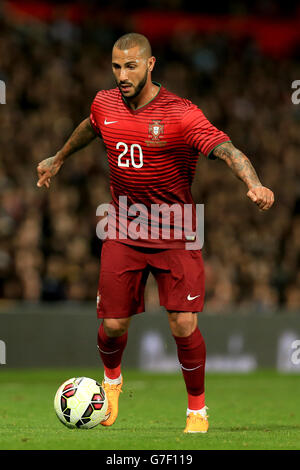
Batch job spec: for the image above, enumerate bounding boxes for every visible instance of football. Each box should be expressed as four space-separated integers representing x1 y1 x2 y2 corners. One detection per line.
54 377 108 429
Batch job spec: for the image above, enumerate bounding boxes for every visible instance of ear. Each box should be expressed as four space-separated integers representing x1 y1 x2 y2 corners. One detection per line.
148 56 156 72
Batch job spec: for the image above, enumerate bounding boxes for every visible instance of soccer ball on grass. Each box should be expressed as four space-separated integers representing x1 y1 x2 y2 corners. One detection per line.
54 377 108 429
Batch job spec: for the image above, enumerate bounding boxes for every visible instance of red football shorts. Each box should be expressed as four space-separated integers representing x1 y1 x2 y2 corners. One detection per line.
96 240 205 318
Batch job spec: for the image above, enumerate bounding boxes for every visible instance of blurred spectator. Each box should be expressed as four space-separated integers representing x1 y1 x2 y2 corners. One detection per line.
0 6 299 314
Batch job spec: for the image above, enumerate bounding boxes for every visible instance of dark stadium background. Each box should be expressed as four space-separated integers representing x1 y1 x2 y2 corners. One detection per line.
0 0 300 372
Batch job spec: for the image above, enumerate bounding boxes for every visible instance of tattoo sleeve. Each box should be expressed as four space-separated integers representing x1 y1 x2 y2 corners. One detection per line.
56 117 98 163
212 142 262 189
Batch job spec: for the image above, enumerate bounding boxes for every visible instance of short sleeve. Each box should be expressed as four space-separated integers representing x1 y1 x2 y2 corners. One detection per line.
181 103 230 159
90 95 102 137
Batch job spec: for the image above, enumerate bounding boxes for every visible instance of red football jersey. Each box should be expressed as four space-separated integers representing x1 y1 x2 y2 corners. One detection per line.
90 83 230 249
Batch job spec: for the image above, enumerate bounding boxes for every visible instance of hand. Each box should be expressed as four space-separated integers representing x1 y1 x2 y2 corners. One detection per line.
37 155 63 188
247 186 274 211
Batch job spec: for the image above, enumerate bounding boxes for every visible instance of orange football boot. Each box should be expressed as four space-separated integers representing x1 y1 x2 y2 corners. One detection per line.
101 377 123 427
184 408 209 433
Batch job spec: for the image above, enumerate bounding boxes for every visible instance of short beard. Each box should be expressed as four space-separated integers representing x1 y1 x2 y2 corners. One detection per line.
118 68 148 100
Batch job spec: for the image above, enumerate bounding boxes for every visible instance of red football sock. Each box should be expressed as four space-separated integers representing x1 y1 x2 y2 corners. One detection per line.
173 327 206 410
97 322 128 380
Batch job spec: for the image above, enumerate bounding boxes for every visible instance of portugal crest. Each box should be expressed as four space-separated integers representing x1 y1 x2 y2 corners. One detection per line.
145 120 167 147
149 120 164 140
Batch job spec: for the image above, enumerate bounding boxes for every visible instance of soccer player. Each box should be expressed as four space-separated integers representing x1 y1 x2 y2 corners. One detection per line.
37 33 274 433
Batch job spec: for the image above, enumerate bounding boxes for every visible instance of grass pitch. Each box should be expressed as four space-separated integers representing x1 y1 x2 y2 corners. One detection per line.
0 368 299 450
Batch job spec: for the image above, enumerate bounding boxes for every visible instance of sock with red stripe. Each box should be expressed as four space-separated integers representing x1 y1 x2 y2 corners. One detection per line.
173 326 206 410
97 321 128 380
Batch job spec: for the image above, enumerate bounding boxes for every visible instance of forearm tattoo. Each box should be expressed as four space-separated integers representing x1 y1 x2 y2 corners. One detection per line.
59 118 97 161
213 142 262 189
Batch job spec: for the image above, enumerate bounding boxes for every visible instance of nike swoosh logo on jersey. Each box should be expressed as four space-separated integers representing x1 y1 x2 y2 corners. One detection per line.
104 119 118 125
187 294 201 301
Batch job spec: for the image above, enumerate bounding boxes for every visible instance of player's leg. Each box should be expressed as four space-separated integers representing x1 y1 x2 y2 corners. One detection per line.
98 317 131 427
167 311 208 433
97 317 131 382
150 248 208 432
96 240 149 426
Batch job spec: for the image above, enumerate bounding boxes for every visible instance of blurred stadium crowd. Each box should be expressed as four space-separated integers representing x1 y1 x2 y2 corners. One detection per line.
0 4 300 314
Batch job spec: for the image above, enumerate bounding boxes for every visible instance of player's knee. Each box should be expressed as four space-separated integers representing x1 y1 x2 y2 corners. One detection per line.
103 318 130 337
168 312 197 337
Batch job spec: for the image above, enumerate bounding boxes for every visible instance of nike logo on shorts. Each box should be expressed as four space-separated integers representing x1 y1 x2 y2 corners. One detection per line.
187 294 201 301
104 119 118 125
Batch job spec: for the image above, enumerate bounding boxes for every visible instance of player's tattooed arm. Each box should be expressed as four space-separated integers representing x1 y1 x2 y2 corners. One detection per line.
213 142 261 188
212 142 274 211
55 117 97 163
37 118 97 188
